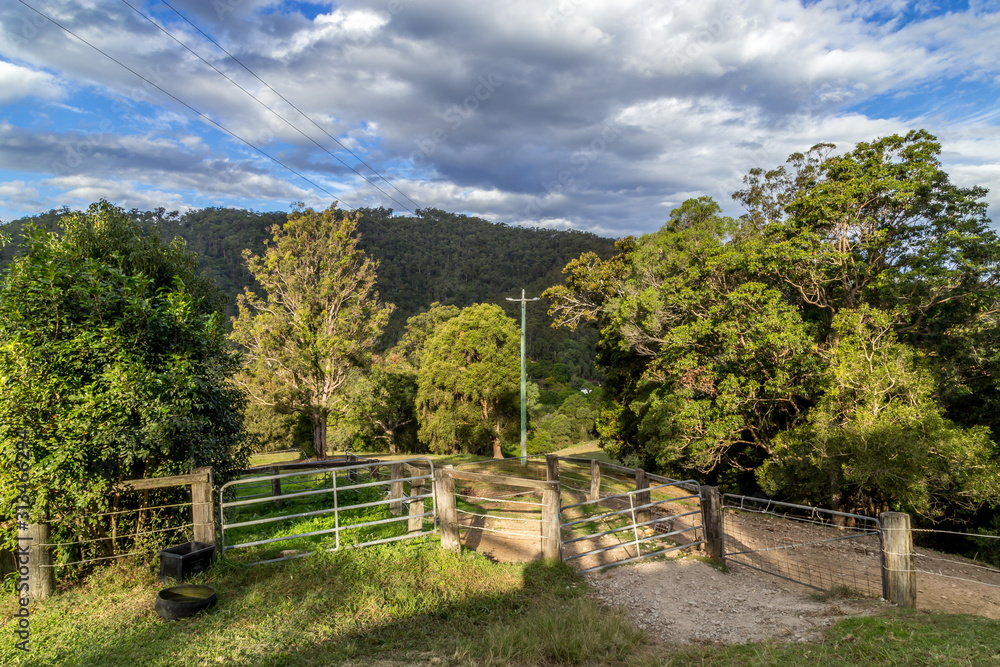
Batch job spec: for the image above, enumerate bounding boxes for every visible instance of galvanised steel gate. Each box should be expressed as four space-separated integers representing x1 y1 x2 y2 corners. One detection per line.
219 458 436 565
560 474 704 574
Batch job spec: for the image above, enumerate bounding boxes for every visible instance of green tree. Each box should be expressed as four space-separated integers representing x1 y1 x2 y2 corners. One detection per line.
0 200 251 548
346 357 420 454
759 307 1000 516
231 206 393 460
547 132 1000 515
416 303 519 457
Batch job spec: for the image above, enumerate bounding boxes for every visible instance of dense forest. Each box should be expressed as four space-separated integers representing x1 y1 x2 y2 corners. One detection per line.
0 205 617 381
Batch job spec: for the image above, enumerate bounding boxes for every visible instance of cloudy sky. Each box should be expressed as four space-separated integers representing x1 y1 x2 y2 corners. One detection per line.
0 0 998 237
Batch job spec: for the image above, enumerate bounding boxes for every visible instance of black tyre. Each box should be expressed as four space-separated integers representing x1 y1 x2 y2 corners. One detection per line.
154 584 218 620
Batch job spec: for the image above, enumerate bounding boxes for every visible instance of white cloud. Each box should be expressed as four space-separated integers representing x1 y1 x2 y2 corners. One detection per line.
0 61 62 104
0 0 997 231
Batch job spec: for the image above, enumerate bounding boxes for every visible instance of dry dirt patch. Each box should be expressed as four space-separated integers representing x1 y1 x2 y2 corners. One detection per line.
586 555 883 646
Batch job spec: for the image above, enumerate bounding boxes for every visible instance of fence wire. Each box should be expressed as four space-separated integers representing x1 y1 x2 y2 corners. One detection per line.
722 495 883 597
904 528 1000 593
42 489 198 571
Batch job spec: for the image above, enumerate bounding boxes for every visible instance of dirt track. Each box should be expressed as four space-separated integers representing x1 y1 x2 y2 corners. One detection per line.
458 493 1000 645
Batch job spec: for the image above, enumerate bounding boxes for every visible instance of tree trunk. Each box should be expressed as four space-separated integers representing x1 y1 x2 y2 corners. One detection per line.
830 470 845 527
311 410 328 460
492 415 503 459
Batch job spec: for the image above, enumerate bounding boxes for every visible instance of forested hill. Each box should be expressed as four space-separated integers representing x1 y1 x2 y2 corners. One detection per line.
1 205 618 379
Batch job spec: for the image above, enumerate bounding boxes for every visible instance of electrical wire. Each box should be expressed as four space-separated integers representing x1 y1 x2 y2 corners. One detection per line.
159 0 420 212
16 0 355 210
121 0 415 214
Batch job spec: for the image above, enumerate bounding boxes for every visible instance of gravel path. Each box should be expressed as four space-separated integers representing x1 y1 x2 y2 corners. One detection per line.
586 554 883 646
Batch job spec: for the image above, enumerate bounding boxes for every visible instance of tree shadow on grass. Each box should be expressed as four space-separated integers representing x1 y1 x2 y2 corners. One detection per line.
14 545 644 667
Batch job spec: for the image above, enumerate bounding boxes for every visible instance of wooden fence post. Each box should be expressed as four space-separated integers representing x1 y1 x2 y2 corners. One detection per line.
18 514 54 601
191 467 216 547
435 467 460 553
269 466 283 508
390 463 404 515
881 511 916 608
635 469 651 525
589 459 601 502
408 471 425 534
541 483 562 561
545 454 559 482
700 485 724 560
347 454 359 482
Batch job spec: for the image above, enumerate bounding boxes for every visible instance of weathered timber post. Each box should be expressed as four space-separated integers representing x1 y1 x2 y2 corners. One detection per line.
269 466 283 508
389 463 404 515
435 466 460 553
191 467 216 547
635 469 651 525
589 459 601 502
347 454 359 482
545 454 559 482
408 470 425 534
19 513 54 601
541 482 562 561
700 485 724 560
881 512 916 608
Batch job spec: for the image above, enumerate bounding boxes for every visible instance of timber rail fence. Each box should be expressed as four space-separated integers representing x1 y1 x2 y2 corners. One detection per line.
13 467 214 600
14 455 993 612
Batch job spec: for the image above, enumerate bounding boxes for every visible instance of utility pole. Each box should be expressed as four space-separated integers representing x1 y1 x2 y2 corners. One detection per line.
506 289 539 462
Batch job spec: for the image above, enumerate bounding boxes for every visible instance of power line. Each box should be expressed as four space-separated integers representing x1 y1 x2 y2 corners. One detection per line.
120 0 413 214
159 0 421 213
16 0 355 210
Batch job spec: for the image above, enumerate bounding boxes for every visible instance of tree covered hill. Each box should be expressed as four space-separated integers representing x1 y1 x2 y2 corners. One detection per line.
1 205 617 380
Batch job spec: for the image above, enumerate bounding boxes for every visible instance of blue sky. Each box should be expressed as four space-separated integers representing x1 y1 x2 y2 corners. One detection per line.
0 0 998 236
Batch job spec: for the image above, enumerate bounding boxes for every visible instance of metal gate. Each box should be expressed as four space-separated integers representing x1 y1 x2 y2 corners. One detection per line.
560 474 704 573
722 494 883 596
219 458 436 565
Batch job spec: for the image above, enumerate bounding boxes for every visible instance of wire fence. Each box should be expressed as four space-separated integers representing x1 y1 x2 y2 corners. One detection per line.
722 495 883 597
908 528 1000 592
39 487 198 572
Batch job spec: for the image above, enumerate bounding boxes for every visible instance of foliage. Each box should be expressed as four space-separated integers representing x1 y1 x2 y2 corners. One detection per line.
417 303 519 457
547 132 1000 515
243 403 313 455
0 200 251 549
230 206 392 460
2 206 615 380
343 358 421 454
759 307 1000 516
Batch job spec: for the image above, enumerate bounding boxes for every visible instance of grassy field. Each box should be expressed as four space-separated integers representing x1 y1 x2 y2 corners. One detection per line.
4 542 1000 666
7 446 999 665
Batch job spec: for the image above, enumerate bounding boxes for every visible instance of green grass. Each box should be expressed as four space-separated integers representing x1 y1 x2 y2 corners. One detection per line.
5 543 1000 666
553 441 615 464
1 545 645 666
652 611 1000 666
